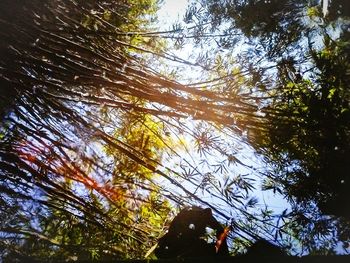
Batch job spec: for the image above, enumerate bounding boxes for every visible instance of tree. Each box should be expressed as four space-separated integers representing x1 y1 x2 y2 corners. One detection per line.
0 0 263 260
0 0 175 260
2 0 349 259
180 0 350 253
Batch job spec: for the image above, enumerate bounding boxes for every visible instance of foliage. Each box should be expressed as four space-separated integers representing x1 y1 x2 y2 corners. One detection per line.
0 0 262 260
179 0 350 254
0 0 174 260
1 0 350 260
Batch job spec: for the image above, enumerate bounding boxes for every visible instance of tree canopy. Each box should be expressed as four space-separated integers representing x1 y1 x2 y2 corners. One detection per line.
0 0 349 260
181 0 350 253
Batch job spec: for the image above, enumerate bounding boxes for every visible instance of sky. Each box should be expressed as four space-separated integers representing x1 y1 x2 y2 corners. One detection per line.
157 0 188 28
157 0 195 76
